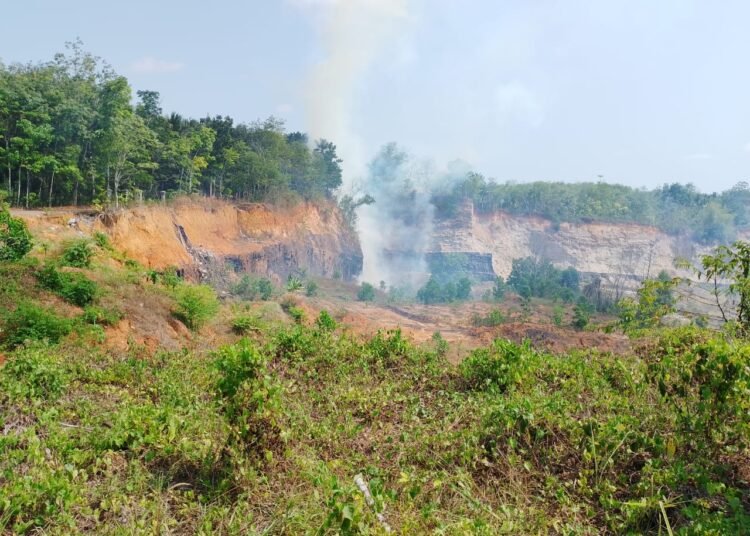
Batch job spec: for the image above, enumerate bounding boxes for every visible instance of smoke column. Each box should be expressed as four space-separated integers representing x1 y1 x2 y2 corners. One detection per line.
300 0 411 183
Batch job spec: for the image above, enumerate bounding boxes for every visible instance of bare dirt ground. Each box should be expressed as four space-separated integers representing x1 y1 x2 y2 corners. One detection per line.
299 279 632 362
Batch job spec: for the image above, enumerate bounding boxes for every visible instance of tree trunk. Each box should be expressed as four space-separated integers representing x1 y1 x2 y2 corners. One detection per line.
5 139 10 202
73 177 79 206
25 170 30 209
48 169 56 208
114 170 120 208
16 166 21 205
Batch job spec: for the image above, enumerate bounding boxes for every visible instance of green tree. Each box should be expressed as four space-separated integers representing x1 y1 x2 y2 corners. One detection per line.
357 282 375 302
173 284 220 330
0 203 32 260
699 241 750 332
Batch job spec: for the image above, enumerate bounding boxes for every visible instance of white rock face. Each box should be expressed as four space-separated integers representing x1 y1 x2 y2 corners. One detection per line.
430 201 719 281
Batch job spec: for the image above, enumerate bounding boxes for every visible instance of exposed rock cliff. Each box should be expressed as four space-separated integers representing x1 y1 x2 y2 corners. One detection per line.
430 200 717 283
17 198 362 282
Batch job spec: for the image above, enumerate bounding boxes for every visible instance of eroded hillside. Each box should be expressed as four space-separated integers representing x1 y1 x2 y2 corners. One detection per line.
15 198 362 283
431 200 722 282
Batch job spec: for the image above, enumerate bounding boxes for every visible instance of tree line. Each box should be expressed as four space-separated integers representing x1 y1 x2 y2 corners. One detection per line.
0 42 343 209
432 173 750 244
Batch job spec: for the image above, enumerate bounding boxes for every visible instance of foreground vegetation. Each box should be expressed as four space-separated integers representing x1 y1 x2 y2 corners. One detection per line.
1 207 749 534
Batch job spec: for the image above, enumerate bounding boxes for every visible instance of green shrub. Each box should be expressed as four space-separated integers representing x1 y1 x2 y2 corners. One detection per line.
432 331 449 357
231 275 274 300
287 306 305 324
61 239 94 268
460 339 535 392
315 310 337 331
552 304 564 326
36 264 98 306
173 284 220 330
58 272 98 306
0 346 68 399
573 297 592 330
92 231 112 250
286 275 303 292
508 257 580 300
81 305 122 326
305 280 318 297
417 276 472 304
492 276 507 300
213 340 282 458
1 303 72 348
0 204 33 261
471 309 505 327
357 282 375 302
231 314 258 335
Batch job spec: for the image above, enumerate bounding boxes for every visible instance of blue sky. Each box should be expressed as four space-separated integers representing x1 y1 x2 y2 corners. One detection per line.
4 0 750 192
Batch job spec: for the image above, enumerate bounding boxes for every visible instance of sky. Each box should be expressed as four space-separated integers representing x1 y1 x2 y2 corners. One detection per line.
3 0 750 192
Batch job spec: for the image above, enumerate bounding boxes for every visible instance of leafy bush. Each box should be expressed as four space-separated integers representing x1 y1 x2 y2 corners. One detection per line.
572 297 592 330
287 306 305 324
36 264 98 306
1 302 72 348
0 204 33 261
646 328 750 453
82 305 122 326
471 309 505 327
213 340 282 458
316 310 337 331
552 304 564 326
231 275 274 300
172 284 220 330
357 282 375 302
58 272 98 306
61 239 94 268
92 231 112 250
618 273 679 330
305 280 318 297
492 276 507 300
416 276 472 304
231 314 258 335
0 346 68 399
286 275 304 292
460 339 536 392
508 257 580 300
432 331 449 357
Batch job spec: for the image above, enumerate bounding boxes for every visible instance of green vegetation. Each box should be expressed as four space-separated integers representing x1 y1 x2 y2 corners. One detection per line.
572 296 592 330
286 275 304 292
81 305 121 326
0 42 342 209
507 256 581 302
433 174 750 244
305 280 319 297
36 264 98 307
1 302 72 348
416 276 472 304
357 281 376 302
618 271 679 331
3 201 750 533
0 204 32 261
230 274 274 300
699 241 750 332
172 284 220 330
60 239 94 268
470 309 505 327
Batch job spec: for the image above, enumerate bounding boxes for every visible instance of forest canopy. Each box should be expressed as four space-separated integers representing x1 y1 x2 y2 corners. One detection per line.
0 42 343 208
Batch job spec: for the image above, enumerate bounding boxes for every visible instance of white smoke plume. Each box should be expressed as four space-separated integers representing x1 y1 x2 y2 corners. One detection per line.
295 0 411 183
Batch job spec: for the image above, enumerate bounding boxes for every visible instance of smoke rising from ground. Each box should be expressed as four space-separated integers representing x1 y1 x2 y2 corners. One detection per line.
297 0 441 287
299 0 410 182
